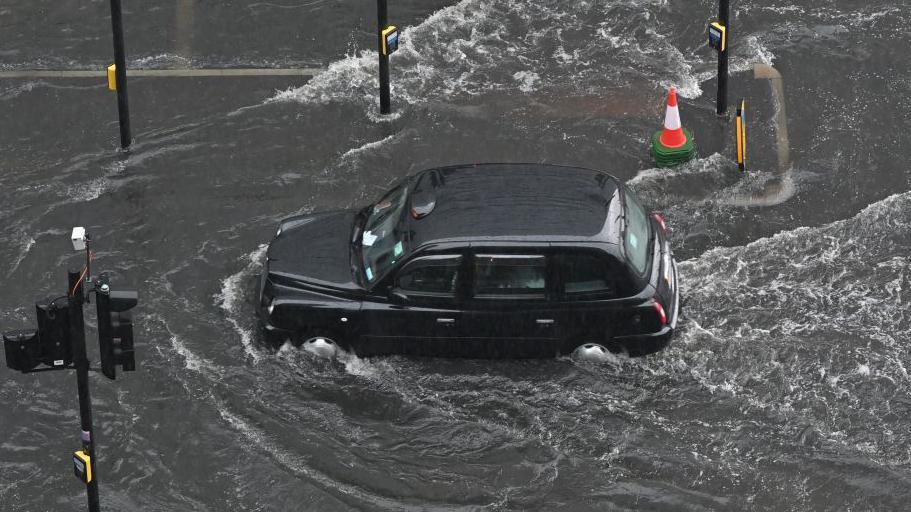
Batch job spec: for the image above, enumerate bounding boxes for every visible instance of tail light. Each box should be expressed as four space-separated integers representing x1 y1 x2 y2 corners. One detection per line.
652 213 667 234
653 301 667 326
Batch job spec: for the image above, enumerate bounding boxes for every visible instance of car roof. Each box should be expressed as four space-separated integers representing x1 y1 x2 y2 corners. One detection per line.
406 163 621 249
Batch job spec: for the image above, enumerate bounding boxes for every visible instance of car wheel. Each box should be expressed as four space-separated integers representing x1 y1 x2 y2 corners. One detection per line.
571 342 614 363
296 329 345 359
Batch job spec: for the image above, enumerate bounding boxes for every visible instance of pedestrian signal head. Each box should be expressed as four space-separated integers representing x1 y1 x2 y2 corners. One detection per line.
381 26 399 56
708 22 726 52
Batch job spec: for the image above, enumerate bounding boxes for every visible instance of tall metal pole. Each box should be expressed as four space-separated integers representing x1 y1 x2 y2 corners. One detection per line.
68 270 101 512
716 0 729 115
377 0 391 114
109 0 132 148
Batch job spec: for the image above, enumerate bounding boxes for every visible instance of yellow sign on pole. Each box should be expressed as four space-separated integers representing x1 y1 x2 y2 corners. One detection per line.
736 99 746 171
107 64 117 91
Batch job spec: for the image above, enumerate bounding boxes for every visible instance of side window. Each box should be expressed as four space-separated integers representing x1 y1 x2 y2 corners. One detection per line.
395 255 461 297
623 188 651 275
473 255 546 299
559 252 618 298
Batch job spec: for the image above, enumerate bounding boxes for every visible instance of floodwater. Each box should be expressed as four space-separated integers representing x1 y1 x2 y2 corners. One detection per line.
2 0 910 510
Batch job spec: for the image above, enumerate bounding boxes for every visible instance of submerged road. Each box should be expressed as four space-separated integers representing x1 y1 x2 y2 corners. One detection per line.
1 0 910 510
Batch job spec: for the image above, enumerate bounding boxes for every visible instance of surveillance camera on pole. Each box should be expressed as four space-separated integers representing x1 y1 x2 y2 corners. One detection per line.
2 227 139 512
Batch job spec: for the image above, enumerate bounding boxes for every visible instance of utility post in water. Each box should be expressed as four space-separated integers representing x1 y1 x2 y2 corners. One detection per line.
108 0 132 148
376 0 399 115
709 0 730 115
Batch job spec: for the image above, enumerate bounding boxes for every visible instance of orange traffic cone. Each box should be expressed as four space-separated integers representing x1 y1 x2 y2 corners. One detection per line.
659 88 687 148
651 87 696 167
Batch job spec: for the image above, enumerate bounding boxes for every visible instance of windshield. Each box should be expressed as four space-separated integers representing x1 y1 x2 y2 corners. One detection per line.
623 188 651 275
361 184 409 283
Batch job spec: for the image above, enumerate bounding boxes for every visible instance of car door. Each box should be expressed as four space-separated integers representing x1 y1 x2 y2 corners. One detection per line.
459 252 562 357
358 253 465 356
549 249 625 346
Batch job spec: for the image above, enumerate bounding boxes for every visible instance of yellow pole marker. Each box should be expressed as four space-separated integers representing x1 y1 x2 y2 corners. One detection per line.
736 99 746 171
107 64 117 91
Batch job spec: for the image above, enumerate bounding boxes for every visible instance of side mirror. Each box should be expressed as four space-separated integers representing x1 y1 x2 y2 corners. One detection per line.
388 288 408 304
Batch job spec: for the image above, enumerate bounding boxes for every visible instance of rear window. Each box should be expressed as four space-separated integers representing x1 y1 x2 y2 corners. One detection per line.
559 253 618 297
473 255 546 299
623 189 651 274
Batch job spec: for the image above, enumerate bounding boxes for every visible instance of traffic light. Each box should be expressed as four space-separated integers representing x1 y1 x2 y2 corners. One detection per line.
3 330 40 372
3 297 72 373
36 297 73 368
95 282 138 380
1 229 142 512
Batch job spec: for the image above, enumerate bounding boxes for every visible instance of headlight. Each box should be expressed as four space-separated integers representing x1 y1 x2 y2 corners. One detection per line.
275 225 283 238
267 298 276 315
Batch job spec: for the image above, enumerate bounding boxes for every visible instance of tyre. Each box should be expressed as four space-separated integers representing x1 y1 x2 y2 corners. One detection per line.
295 328 347 359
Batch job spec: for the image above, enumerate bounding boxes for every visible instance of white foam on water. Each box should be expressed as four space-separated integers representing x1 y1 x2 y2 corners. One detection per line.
720 169 797 207
341 352 379 378
513 71 540 93
693 33 776 85
0 81 40 100
247 0 332 12
339 134 396 161
269 0 705 112
660 190 911 463
169 334 210 373
129 53 191 69
7 236 35 277
65 143 201 203
149 313 223 379
216 244 268 362
216 403 462 510
628 152 731 188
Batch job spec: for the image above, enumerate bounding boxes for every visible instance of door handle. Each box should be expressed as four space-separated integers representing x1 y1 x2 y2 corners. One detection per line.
536 319 554 326
436 318 456 325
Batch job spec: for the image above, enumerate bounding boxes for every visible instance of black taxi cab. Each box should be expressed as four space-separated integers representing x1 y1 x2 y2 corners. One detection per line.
258 163 679 360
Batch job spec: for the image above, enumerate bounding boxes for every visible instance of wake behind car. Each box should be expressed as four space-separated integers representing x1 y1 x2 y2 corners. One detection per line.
258 163 679 360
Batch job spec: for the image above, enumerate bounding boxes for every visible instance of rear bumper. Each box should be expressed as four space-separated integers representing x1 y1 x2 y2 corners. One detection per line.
613 258 680 356
612 326 674 356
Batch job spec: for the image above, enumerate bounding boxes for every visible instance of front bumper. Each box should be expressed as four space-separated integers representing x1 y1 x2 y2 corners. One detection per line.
256 272 293 340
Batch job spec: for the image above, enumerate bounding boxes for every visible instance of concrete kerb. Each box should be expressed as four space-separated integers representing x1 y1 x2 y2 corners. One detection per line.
0 68 324 79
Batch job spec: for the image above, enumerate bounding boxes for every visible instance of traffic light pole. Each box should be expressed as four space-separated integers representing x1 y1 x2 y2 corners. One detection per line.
377 0 391 114
68 270 100 512
716 0 729 115
109 0 132 148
